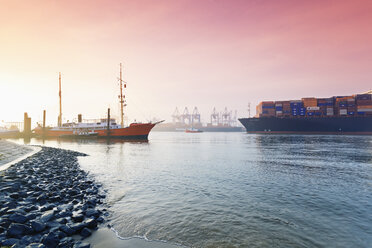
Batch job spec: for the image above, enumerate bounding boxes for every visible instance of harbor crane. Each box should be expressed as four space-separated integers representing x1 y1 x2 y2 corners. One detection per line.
192 107 201 124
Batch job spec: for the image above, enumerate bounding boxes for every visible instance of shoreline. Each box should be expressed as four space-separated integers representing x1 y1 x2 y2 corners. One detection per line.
85 227 180 248
0 140 40 171
0 140 181 248
0 144 107 247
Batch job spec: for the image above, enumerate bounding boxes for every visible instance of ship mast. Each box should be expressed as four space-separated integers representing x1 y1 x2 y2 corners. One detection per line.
119 63 124 127
58 72 62 127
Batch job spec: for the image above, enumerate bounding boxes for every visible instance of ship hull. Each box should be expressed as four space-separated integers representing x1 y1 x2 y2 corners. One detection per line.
34 123 156 140
238 116 372 134
95 123 155 139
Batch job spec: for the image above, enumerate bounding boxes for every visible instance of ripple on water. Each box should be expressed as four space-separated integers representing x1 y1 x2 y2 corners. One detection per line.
12 133 372 247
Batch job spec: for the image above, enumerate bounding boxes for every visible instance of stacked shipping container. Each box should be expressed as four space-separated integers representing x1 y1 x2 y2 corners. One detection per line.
356 94 372 115
257 93 372 118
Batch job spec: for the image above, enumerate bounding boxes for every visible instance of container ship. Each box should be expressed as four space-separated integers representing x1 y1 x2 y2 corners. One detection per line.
34 64 161 140
239 91 372 135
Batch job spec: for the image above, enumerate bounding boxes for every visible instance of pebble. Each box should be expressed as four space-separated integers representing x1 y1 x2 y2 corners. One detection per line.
0 147 107 247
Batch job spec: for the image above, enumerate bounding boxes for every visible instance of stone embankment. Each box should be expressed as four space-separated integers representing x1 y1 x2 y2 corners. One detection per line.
0 147 106 248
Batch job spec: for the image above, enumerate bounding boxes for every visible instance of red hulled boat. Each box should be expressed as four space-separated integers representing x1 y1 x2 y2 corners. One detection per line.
34 64 162 140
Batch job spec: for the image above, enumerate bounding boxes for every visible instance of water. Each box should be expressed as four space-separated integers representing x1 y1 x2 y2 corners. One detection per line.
13 133 372 247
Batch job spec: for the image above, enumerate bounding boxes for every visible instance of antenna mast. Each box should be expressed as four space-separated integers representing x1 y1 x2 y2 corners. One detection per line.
119 63 124 127
58 72 62 127
248 102 251 118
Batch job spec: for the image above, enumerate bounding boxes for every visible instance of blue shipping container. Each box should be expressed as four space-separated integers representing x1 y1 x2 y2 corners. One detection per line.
357 112 365 115
275 107 283 111
290 103 303 107
262 106 274 109
348 112 355 115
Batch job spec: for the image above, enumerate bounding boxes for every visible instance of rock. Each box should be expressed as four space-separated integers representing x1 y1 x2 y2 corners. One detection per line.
6 223 28 238
27 243 46 248
58 210 72 218
79 227 92 238
71 213 84 223
58 237 74 248
26 212 38 221
1 238 19 246
40 204 55 212
83 218 97 229
59 225 74 236
73 242 90 248
0 147 104 248
9 213 28 223
0 217 11 228
21 234 41 245
40 210 54 222
9 193 20 199
31 221 46 233
46 221 60 229
56 218 67 224
85 209 100 218
42 232 59 248
68 223 86 234
36 194 47 204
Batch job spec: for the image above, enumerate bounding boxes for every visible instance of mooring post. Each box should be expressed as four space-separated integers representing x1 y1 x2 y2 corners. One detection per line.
42 110 46 137
23 112 31 137
107 108 110 137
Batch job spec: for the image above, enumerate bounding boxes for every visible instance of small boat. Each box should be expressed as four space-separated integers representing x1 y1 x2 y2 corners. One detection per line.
185 128 203 133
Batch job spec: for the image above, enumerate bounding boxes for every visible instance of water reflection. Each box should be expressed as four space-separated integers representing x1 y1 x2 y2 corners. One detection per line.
6 133 372 248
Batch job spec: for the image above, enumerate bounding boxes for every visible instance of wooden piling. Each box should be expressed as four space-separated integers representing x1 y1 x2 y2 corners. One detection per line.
107 108 110 137
23 112 31 137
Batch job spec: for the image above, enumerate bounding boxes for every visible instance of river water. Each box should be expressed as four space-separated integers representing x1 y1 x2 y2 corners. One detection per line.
13 133 372 247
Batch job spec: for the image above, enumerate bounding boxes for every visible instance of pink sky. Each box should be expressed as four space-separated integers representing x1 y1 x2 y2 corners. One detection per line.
0 0 371 125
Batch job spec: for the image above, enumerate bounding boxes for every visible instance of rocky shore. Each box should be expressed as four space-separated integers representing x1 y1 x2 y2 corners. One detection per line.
0 146 106 248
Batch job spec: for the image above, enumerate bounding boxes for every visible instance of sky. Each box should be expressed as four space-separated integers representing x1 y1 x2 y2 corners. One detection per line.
0 0 371 126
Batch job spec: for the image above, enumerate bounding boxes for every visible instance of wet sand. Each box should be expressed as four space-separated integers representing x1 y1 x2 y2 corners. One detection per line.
85 227 180 248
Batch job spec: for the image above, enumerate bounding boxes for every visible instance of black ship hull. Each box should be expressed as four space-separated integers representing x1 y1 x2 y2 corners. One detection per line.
238 116 372 135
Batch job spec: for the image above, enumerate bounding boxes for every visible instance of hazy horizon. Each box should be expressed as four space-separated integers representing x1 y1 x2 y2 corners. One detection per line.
1 0 371 126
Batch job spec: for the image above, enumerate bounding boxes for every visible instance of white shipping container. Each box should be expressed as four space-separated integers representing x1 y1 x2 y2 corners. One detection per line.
339 109 347 115
275 103 283 107
276 111 283 114
326 112 334 116
357 108 372 112
347 98 355 102
307 107 320 111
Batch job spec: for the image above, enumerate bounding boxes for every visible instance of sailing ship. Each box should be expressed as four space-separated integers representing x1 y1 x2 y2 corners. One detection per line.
34 64 162 140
